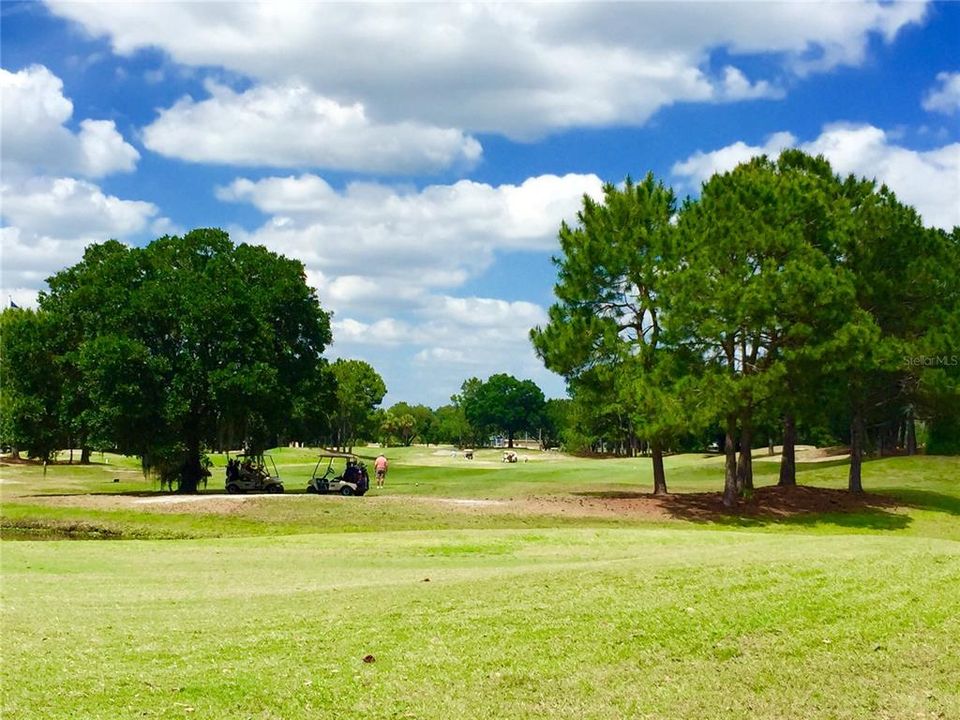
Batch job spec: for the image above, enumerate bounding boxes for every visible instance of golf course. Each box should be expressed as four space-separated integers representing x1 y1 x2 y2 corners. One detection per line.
2 448 958 719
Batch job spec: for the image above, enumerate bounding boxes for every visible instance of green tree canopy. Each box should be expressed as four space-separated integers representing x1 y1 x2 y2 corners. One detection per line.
331 359 387 451
462 374 545 448
39 229 332 490
0 308 64 463
532 174 687 493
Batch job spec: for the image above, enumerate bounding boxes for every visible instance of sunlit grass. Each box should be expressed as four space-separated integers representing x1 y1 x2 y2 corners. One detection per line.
2 447 958 718
3 527 958 719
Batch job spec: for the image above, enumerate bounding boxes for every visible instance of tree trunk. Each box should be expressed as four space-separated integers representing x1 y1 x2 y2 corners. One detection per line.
507 431 514 449
778 413 797 487
737 419 753 494
80 446 91 465
723 415 738 508
651 439 667 495
906 409 917 455
179 434 203 493
848 410 864 493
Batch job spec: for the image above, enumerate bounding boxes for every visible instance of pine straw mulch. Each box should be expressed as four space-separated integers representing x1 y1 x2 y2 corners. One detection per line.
523 485 903 522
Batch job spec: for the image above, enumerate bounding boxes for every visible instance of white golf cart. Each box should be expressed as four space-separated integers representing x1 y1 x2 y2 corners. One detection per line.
225 453 284 494
306 452 370 496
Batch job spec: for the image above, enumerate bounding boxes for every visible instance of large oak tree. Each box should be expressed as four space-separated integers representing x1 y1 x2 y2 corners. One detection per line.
40 229 332 491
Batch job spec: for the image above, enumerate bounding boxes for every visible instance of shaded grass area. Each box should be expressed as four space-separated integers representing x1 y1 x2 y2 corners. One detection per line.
3 528 958 719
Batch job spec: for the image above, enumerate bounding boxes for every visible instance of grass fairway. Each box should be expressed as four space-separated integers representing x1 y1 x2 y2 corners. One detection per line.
2 449 959 719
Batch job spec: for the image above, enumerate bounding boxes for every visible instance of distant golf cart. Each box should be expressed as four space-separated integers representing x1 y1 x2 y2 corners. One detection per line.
306 452 370 496
225 453 284 494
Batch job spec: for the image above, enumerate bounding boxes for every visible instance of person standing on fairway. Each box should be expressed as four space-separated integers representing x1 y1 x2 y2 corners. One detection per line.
374 453 388 488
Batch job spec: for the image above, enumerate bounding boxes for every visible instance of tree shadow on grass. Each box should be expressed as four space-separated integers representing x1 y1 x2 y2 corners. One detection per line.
880 489 960 516
572 485 913 531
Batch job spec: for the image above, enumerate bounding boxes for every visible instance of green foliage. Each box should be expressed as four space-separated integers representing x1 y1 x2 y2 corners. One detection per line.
0 308 63 461
381 402 434 446
431 403 475 447
533 174 691 488
330 358 386 450
462 373 546 446
533 152 960 500
38 229 333 489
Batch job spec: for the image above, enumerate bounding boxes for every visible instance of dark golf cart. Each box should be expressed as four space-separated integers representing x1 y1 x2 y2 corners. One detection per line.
306 452 369 496
225 453 284 494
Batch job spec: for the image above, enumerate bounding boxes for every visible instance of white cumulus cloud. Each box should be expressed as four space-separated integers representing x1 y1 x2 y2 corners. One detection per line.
1 65 139 178
671 131 799 188
142 80 482 173
217 172 598 403
328 296 556 405
923 71 960 115
219 172 603 314
45 1 925 139
672 124 960 229
0 178 160 302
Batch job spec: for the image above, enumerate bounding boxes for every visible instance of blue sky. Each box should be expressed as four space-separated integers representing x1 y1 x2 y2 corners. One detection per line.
2 1 958 407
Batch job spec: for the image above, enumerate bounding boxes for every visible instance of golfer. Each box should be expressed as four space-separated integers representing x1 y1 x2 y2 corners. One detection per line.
374 453 388 488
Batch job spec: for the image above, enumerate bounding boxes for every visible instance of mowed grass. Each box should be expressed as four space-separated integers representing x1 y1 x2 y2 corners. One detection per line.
2 446 959 540
2 448 959 718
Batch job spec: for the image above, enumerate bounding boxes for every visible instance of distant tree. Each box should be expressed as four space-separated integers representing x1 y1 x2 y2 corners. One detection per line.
431 403 473 447
381 411 416 446
381 402 434 445
286 361 338 447
462 374 545 448
540 398 572 449
40 230 333 491
331 359 386 452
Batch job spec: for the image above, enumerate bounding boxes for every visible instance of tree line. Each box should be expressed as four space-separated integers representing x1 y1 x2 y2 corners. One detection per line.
3 152 957 500
0 227 554 489
531 151 960 504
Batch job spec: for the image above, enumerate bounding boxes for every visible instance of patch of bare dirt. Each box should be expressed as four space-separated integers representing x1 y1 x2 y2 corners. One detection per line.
754 445 850 463
21 492 296 515
16 485 903 524
533 485 902 521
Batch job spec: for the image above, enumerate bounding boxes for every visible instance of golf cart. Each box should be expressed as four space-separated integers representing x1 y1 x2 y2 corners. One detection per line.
225 453 284 494
306 452 369 496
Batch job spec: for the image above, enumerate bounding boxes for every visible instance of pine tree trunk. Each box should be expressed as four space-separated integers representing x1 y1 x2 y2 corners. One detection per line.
906 409 917 455
723 415 738 508
848 410 864 493
651 439 667 495
737 420 753 494
778 413 797 487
